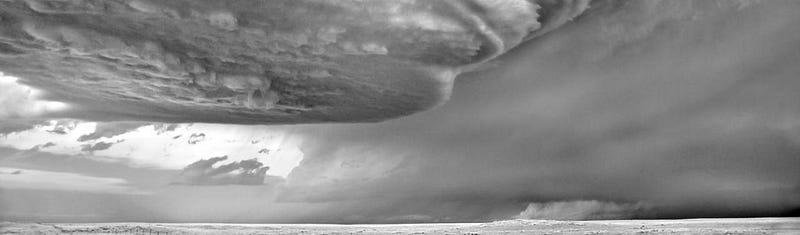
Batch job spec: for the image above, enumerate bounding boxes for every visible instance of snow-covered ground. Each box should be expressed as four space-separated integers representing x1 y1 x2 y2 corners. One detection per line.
2 218 798 234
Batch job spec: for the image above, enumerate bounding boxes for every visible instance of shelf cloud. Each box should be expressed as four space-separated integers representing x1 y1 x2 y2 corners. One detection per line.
0 0 590 124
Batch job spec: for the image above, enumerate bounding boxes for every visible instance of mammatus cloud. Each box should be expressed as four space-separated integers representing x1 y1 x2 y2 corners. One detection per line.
173 156 271 185
0 0 589 124
516 201 649 220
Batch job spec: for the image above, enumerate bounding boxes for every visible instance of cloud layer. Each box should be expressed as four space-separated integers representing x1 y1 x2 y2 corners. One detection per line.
172 156 271 185
1 0 800 223
273 0 800 221
0 0 590 124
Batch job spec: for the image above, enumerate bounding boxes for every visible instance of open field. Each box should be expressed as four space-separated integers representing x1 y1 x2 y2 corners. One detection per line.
2 218 799 235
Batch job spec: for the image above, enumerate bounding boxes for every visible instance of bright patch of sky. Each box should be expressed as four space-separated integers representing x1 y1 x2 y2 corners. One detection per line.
0 72 68 118
0 121 303 178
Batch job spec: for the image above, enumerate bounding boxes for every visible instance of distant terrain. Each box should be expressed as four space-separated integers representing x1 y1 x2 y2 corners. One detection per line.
2 218 799 235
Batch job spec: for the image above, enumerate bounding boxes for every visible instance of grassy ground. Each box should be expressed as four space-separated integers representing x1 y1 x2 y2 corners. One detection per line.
2 217 799 234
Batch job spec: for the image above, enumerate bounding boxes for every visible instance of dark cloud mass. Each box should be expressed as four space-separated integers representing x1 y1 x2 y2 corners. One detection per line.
275 0 800 221
0 0 588 124
173 156 271 186
1 0 800 224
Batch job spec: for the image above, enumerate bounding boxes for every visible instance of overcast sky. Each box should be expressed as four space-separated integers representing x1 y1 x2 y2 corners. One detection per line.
2 0 800 223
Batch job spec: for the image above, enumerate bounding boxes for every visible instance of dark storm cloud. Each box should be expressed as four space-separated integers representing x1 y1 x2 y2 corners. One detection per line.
173 156 271 186
2 0 800 223
275 0 800 221
77 122 147 142
0 0 583 124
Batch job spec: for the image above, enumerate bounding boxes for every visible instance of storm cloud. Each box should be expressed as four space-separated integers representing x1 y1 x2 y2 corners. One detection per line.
0 0 590 124
274 0 800 221
1 0 799 223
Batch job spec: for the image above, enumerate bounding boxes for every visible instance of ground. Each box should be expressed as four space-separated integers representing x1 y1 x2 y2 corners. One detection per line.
2 218 799 234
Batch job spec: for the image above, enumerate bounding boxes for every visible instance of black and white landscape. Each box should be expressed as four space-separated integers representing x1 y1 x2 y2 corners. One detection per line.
3 218 800 234
1 0 799 234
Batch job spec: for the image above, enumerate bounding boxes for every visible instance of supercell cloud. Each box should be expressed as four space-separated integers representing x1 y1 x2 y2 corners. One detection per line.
1 0 800 224
0 0 588 124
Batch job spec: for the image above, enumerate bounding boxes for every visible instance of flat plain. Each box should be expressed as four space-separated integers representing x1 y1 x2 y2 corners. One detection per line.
2 218 799 235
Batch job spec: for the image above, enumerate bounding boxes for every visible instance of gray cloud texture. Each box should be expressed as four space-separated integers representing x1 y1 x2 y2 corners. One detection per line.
173 156 271 186
1 0 800 223
274 0 800 221
0 0 590 124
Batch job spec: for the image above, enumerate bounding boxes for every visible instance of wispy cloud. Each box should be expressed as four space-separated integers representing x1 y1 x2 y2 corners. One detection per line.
0 167 148 194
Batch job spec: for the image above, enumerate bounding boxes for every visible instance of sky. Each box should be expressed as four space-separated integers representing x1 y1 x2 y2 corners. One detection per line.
2 0 800 223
